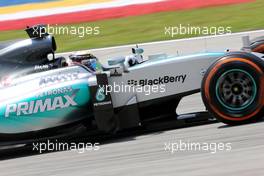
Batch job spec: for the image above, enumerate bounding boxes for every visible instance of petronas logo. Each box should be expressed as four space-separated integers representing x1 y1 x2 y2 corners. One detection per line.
96 87 106 102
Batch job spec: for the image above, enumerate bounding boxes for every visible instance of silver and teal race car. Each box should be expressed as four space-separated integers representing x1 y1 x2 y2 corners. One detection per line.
0 25 264 143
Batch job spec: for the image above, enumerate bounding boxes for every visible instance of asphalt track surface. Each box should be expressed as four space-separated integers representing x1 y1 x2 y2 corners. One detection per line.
1 31 264 175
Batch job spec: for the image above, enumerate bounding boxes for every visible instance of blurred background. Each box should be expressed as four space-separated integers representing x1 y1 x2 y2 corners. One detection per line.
0 0 262 52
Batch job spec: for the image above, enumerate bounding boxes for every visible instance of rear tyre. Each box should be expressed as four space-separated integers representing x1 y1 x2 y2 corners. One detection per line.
201 52 264 125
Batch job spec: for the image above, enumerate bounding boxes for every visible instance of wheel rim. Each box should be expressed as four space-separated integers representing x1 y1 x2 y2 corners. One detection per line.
215 69 257 111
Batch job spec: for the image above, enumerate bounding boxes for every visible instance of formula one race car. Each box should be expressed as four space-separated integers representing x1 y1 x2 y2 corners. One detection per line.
0 25 264 142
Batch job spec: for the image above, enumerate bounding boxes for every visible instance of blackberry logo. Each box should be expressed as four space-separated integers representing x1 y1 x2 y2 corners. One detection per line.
128 74 187 86
127 80 138 86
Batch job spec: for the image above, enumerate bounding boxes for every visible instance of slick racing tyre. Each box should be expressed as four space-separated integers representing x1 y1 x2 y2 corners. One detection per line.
201 52 264 125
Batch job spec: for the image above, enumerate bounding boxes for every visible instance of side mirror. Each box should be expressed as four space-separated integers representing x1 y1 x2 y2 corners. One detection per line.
132 47 144 55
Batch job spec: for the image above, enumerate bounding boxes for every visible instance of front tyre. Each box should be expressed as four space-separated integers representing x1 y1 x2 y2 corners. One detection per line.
201 52 264 125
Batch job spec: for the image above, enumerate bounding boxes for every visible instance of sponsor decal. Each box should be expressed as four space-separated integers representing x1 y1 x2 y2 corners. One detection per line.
93 87 112 107
5 90 79 118
127 74 187 86
93 101 112 107
36 86 73 98
39 72 79 86
92 73 113 108
35 65 49 71
95 87 106 102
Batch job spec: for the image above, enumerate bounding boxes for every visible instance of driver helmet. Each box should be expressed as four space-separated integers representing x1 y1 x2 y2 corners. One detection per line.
69 51 100 71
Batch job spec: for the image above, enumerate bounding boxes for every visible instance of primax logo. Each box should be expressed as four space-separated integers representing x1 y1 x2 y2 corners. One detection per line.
5 92 78 118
